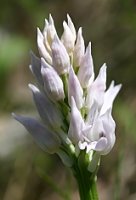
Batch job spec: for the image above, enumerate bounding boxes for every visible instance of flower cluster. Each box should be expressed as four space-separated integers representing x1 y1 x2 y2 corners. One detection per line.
13 14 121 168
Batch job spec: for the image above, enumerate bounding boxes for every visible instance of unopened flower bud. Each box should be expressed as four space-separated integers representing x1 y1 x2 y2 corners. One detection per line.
29 84 63 129
78 42 94 88
41 58 65 101
68 66 83 109
12 114 61 154
52 35 70 74
29 51 43 86
61 21 75 54
46 14 57 45
73 27 85 67
68 97 84 144
67 14 76 41
37 28 52 64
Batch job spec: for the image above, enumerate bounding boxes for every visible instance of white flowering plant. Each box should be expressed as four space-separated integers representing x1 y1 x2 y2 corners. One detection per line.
13 14 121 200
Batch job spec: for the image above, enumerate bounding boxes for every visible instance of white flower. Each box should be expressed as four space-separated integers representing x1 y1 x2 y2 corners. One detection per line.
28 84 63 130
73 27 85 67
41 58 65 101
37 28 52 64
52 35 70 74
12 114 61 154
78 42 94 88
68 97 84 144
61 15 76 54
14 14 121 159
100 81 122 115
86 63 107 109
68 66 83 109
83 109 116 155
67 14 76 41
44 14 57 45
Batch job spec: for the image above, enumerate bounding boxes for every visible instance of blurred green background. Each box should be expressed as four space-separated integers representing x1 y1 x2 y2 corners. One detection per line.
0 0 136 199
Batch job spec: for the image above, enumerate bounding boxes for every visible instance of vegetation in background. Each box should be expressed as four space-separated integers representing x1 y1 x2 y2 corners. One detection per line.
0 0 136 199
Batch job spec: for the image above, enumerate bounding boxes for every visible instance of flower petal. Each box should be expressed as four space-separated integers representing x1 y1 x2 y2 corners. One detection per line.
61 21 75 54
86 101 99 125
46 14 57 45
29 84 63 129
100 81 122 115
86 63 107 109
101 109 116 155
78 42 94 88
37 28 52 64
91 137 108 152
41 58 65 101
12 114 61 154
68 97 84 144
85 106 116 155
67 14 76 41
73 27 85 67
29 51 43 86
68 66 83 109
52 35 70 74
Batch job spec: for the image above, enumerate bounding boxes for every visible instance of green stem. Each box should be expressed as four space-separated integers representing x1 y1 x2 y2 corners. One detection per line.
76 169 98 200
72 152 99 200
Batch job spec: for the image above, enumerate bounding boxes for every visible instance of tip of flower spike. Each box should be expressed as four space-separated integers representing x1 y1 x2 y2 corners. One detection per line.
41 57 51 69
63 21 68 30
37 28 43 43
28 84 39 93
114 83 122 95
87 42 92 51
67 14 71 21
12 113 22 124
44 19 49 26
63 21 72 33
12 113 25 125
78 27 82 35
102 63 107 68
109 81 122 91
67 14 74 28
84 42 92 57
37 27 42 36
49 14 54 24
97 63 107 82
101 63 107 72
66 14 76 38
12 112 22 121
118 83 122 90
110 80 115 87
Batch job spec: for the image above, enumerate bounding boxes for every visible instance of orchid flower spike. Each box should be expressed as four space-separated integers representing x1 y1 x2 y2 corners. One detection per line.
13 14 121 173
